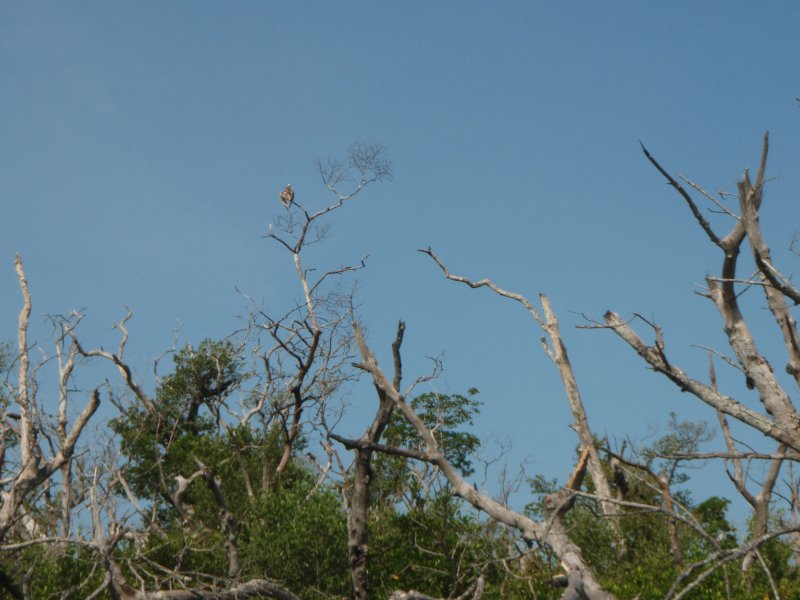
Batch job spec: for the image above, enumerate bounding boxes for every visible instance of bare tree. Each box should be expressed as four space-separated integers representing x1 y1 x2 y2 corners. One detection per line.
0 256 99 543
604 135 800 447
259 142 391 476
350 320 616 600
597 133 800 592
419 249 626 552
40 143 393 599
330 321 404 600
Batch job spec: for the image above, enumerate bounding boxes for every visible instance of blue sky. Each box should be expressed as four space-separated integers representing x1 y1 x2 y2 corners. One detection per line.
3 2 800 523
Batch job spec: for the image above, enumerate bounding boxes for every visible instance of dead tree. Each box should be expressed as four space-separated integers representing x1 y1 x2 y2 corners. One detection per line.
602 133 797 583
331 321 405 600
420 248 626 553
351 322 616 600
0 256 99 543
260 142 391 477
604 135 800 447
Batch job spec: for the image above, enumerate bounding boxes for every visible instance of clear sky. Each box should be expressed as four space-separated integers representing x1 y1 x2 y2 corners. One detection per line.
2 2 800 524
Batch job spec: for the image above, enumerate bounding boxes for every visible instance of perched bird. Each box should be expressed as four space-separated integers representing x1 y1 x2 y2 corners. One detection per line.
280 184 294 208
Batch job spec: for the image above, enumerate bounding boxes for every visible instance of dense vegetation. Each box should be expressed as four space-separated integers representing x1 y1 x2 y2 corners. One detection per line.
2 339 799 598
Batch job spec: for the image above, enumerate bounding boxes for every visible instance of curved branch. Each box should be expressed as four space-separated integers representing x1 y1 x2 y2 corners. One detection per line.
421 248 623 547
353 324 616 600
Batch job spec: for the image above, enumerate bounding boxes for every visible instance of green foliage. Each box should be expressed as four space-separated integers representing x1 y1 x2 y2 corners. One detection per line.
102 338 352 597
369 493 496 599
1 544 108 599
641 412 714 487
525 474 558 519
110 339 243 501
694 496 736 547
388 389 482 474
242 480 350 596
374 389 482 505
518 419 800 599
359 388 556 599
159 339 242 428
12 352 800 600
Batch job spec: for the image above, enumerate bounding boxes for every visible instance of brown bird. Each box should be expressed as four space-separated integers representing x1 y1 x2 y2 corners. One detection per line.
279 184 294 208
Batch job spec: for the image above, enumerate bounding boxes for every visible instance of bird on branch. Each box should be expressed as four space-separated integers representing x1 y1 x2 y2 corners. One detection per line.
280 184 294 208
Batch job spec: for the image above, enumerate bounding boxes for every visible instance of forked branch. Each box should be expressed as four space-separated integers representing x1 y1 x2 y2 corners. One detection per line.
420 247 623 547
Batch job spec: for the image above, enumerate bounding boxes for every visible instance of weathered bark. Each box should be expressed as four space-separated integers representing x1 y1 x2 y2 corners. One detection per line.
717 406 785 572
624 135 800 447
609 135 799 580
0 257 100 541
196 459 241 580
266 146 388 476
738 147 800 385
72 310 157 413
539 296 623 550
603 311 800 449
340 321 404 600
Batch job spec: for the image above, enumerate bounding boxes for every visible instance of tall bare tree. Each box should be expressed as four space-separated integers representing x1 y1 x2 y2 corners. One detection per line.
0 256 99 543
600 133 800 593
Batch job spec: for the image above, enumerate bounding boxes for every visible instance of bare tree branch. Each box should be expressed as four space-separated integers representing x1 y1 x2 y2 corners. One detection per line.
0 257 101 541
420 248 624 551
640 143 721 246
353 324 616 600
